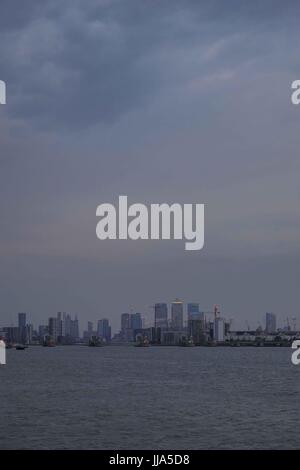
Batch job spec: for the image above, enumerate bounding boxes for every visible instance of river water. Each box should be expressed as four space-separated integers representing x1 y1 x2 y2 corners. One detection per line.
0 345 299 449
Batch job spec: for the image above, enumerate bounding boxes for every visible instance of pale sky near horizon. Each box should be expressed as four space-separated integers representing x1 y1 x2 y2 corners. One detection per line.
0 0 300 333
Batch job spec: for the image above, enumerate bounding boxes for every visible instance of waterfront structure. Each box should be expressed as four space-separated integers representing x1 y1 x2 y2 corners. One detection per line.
265 312 277 334
171 299 183 330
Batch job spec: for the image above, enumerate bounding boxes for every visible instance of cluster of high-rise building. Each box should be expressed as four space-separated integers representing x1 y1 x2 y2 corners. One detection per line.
112 304 297 346
0 313 34 345
108 301 227 345
0 306 298 347
118 312 143 342
0 312 80 345
45 312 80 344
112 301 227 345
82 318 112 343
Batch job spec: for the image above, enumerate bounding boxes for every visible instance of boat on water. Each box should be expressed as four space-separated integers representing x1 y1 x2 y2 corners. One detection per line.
88 336 103 347
179 337 195 347
42 336 56 347
15 344 26 350
134 337 150 347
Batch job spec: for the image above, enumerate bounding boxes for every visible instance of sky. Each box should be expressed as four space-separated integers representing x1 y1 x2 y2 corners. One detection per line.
0 0 300 333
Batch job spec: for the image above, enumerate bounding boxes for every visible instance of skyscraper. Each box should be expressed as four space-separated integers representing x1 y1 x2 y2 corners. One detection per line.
154 303 168 329
265 312 277 334
121 313 130 331
71 315 80 340
189 317 206 344
65 314 72 337
48 317 59 342
187 303 199 321
18 313 27 344
18 313 26 329
97 318 111 342
120 313 131 341
88 321 93 334
171 299 183 330
57 312 63 338
130 313 142 330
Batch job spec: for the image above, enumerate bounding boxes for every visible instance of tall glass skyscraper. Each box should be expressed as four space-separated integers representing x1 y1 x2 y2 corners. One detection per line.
97 318 111 342
171 299 183 330
18 312 26 329
187 303 199 320
121 313 130 331
154 303 168 329
130 313 142 330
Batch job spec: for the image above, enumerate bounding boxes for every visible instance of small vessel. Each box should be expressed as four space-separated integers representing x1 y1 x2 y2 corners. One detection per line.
179 337 195 347
42 336 56 347
134 336 150 347
88 336 103 347
15 344 26 350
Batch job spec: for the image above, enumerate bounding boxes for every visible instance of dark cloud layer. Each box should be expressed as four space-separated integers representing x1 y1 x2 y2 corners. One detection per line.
1 0 300 129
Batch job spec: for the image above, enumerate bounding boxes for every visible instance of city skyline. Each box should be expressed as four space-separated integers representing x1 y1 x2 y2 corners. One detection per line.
1 305 299 349
1 303 298 338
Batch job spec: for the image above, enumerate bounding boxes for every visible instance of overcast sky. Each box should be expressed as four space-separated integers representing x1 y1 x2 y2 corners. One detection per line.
0 0 300 332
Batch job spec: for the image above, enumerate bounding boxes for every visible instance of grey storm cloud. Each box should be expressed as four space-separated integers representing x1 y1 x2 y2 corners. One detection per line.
1 0 300 129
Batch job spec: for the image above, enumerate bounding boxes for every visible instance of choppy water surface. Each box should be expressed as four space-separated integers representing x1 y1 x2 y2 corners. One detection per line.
0 346 299 449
